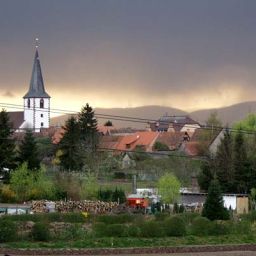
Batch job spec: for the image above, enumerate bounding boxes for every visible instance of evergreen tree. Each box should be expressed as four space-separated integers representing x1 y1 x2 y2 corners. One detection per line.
0 109 16 182
19 130 40 170
215 128 234 192
202 178 229 220
78 103 99 152
233 131 250 193
197 159 214 191
58 116 83 171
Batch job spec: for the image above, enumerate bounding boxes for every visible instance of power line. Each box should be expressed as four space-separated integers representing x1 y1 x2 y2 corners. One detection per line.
1 102 256 135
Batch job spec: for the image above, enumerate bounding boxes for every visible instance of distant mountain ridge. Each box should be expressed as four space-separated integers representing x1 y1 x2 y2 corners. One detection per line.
51 101 256 128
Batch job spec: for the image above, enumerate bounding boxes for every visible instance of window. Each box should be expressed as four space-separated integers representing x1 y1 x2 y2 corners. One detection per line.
27 99 30 108
41 122 44 127
40 99 44 108
41 114 43 118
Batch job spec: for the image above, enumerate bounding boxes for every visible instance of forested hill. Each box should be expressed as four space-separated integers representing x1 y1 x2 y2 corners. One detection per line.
51 101 256 128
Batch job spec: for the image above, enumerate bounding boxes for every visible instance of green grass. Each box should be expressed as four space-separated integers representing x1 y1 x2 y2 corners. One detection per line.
4 234 256 249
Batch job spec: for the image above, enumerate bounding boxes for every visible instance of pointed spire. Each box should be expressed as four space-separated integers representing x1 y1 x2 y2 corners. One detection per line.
23 39 50 98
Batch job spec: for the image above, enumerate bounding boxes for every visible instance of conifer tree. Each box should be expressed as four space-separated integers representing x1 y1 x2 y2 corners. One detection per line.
202 178 229 220
0 109 16 181
58 116 83 171
215 128 234 192
233 131 250 193
78 103 99 152
19 130 40 170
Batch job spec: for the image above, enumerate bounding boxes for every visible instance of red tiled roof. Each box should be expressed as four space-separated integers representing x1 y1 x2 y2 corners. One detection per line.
116 131 159 152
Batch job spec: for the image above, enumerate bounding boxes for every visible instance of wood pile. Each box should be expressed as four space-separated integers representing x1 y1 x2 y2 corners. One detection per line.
31 200 119 214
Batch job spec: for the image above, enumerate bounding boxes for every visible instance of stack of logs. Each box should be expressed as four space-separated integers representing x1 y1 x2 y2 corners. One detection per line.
31 200 119 214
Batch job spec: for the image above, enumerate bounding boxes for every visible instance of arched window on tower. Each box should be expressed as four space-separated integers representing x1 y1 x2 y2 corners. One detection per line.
40 99 44 109
27 99 30 108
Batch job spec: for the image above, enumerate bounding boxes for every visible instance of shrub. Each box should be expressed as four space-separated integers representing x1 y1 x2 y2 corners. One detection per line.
0 219 17 242
209 221 232 236
177 212 200 225
190 216 212 236
93 222 108 237
153 141 170 151
126 224 141 237
96 214 135 224
154 212 169 221
105 224 127 237
233 220 252 235
164 216 186 236
31 222 50 241
58 224 86 240
139 221 165 237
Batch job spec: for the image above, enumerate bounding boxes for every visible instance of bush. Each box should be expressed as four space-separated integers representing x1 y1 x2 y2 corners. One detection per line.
105 224 127 237
93 222 107 237
153 142 170 151
233 220 252 235
164 216 186 236
139 221 165 237
58 224 86 240
96 214 135 224
0 219 17 242
190 216 212 236
126 224 141 237
31 222 50 241
209 221 232 236
154 212 169 221
177 212 200 226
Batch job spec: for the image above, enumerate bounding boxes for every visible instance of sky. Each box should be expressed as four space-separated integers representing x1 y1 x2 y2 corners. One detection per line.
1 0 256 112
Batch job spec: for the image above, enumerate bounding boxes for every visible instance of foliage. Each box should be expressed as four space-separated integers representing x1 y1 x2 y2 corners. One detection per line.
233 113 256 131
0 109 16 182
10 163 55 202
135 157 200 186
35 137 56 163
198 161 213 192
18 130 40 170
157 173 180 204
233 130 251 193
139 220 165 237
96 214 136 225
164 216 186 236
80 172 99 200
153 141 169 151
0 218 17 242
202 178 229 221
190 216 212 236
0 184 16 202
58 116 84 171
78 103 99 153
98 187 126 203
31 222 50 241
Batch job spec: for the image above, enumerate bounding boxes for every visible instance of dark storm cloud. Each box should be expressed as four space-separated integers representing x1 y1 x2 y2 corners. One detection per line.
1 0 256 109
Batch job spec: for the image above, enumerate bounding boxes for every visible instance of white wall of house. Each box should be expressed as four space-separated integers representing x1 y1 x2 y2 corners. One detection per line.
24 98 50 132
180 124 201 133
223 195 236 210
209 129 225 155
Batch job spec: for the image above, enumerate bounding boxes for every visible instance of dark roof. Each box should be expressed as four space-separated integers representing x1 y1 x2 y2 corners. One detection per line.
149 116 200 132
23 49 50 98
7 111 24 129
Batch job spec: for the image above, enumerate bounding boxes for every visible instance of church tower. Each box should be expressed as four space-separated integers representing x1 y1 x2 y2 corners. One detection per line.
23 39 50 132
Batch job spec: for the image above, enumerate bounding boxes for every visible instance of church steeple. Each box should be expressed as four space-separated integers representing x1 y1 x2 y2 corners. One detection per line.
22 39 51 132
23 39 50 99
